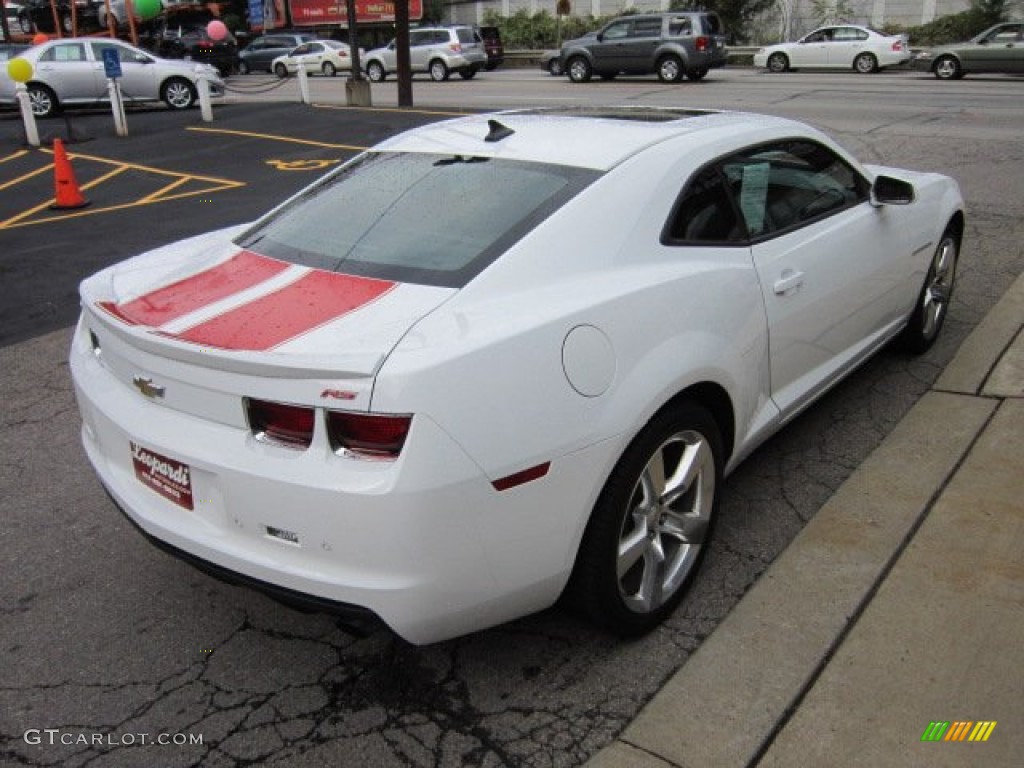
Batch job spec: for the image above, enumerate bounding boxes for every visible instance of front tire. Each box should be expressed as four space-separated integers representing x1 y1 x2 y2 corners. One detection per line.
458 67 477 80
900 229 958 353
687 67 709 81
567 56 592 83
567 401 722 636
366 61 386 82
934 55 963 80
274 63 289 78
767 52 789 73
161 78 197 110
853 52 878 74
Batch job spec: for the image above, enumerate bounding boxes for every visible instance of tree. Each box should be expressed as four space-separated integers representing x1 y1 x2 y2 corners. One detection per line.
670 0 777 44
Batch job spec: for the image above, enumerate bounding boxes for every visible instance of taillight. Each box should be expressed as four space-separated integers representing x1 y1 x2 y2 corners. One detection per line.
695 36 709 52
247 399 314 449
892 41 904 51
327 411 411 460
450 43 462 53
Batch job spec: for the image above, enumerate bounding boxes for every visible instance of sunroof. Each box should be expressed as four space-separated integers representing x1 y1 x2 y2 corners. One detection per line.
509 106 717 123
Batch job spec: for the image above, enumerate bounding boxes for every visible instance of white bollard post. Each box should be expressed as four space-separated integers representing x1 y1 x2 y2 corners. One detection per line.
15 84 40 148
297 64 310 105
197 75 213 122
107 79 128 137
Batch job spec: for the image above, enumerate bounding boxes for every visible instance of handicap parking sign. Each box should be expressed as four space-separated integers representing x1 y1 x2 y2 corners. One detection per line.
102 48 122 79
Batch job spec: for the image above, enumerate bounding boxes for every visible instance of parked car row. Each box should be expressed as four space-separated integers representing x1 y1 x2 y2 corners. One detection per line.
540 18 1022 81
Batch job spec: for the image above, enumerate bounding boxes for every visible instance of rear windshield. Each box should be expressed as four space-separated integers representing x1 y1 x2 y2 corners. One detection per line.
236 152 598 288
456 28 477 45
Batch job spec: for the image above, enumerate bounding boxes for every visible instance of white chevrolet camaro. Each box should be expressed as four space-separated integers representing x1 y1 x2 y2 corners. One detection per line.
71 108 964 644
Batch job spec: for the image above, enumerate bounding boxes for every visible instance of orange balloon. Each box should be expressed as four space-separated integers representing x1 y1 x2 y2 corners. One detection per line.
33 33 49 45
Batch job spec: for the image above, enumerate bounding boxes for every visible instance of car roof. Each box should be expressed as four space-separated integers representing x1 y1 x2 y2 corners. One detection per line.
375 107 812 172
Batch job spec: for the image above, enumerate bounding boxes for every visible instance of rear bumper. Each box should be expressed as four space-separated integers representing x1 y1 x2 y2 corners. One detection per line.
70 316 600 644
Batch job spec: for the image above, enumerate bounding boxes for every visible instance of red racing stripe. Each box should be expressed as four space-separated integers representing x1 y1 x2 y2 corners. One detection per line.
101 251 289 328
173 271 395 351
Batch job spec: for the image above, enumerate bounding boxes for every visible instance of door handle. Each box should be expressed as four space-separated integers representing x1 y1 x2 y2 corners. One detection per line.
774 270 805 295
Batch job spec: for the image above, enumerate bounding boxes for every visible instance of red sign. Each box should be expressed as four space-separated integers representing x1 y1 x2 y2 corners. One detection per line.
288 0 423 26
131 442 195 511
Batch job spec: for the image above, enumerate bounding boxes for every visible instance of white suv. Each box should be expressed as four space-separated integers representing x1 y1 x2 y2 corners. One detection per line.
364 26 487 82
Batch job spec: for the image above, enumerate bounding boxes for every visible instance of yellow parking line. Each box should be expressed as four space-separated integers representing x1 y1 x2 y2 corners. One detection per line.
1 150 30 165
0 149 245 230
0 166 128 228
0 163 51 192
137 175 192 204
186 126 368 151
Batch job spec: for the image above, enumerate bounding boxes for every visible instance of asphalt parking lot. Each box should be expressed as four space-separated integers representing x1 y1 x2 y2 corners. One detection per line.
0 102 468 346
1 77 1022 767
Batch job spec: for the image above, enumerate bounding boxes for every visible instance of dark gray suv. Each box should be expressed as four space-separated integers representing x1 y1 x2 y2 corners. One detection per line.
561 12 727 83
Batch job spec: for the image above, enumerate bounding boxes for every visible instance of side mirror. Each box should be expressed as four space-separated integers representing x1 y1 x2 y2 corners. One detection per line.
871 175 915 206
596 33 604 42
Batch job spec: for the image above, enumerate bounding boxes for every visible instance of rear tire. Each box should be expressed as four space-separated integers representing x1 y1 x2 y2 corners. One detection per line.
567 401 722 636
27 84 58 119
548 58 564 77
238 60 250 75
322 61 336 77
853 52 878 74
656 54 684 83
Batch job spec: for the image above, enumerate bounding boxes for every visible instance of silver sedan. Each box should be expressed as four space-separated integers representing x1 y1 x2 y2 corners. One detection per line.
0 37 224 118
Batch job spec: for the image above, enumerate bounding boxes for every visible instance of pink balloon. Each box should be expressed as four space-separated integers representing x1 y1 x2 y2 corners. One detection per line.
206 20 228 41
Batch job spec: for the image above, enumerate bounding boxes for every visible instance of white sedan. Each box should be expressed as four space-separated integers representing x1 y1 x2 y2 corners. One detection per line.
754 25 911 73
271 39 361 78
71 108 963 644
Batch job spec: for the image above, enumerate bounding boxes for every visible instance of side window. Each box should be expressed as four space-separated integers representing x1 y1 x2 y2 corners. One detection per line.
632 18 663 38
602 21 630 41
41 43 86 62
664 166 745 245
721 140 870 237
409 31 430 47
669 17 693 36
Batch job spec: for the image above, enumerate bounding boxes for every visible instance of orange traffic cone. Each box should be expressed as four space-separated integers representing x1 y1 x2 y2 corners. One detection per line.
50 138 90 211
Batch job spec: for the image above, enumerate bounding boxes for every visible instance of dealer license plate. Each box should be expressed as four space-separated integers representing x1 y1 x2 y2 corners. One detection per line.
131 442 194 511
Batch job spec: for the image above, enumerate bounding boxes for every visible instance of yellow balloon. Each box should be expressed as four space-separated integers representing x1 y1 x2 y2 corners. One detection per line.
7 58 33 84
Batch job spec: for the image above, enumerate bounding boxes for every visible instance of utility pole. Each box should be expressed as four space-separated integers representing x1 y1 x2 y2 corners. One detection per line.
395 0 412 107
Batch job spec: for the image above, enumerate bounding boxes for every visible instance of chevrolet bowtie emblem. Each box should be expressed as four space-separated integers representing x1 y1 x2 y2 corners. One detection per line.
132 375 165 399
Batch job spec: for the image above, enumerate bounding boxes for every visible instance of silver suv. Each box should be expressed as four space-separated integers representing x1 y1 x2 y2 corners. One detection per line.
562 12 727 83
365 26 487 82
